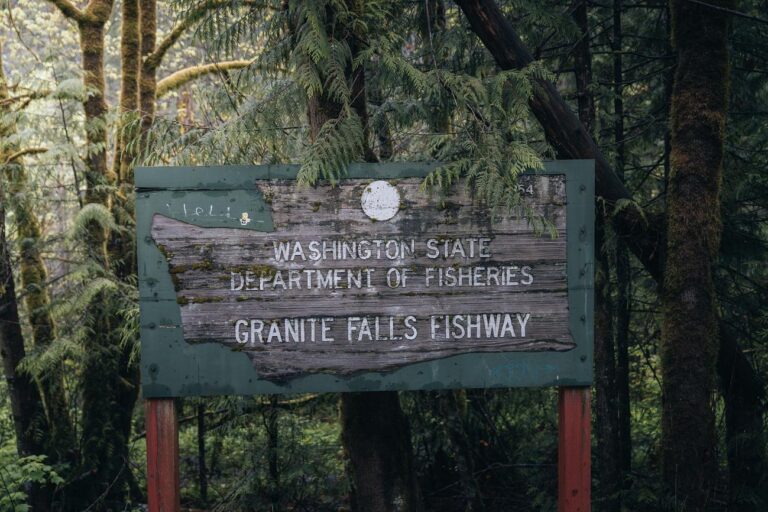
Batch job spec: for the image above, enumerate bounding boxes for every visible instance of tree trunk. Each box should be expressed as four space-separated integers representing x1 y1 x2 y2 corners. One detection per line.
51 3 143 509
661 0 732 508
1 38 75 470
719 324 767 511
78 18 112 267
349 42 376 163
197 401 208 505
114 0 140 185
611 0 632 489
139 0 158 142
595 219 621 512
265 396 280 511
571 3 621 509
455 3 766 496
0 170 52 512
300 4 422 509
572 0 594 136
341 392 423 512
111 0 141 279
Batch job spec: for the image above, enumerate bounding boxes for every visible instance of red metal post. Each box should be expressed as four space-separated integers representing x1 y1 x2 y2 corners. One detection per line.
146 398 180 512
558 387 591 512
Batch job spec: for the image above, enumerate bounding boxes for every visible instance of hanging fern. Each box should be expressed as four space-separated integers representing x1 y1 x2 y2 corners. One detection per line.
148 0 552 212
69 203 117 245
299 113 363 185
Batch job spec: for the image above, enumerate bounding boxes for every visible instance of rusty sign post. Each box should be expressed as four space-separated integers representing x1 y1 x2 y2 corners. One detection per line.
137 161 594 512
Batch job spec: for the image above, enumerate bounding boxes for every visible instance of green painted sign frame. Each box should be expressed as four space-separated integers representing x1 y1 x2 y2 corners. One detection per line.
136 161 594 397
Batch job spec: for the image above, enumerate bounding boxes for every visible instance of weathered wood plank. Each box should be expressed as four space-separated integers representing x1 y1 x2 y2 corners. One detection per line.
150 177 572 380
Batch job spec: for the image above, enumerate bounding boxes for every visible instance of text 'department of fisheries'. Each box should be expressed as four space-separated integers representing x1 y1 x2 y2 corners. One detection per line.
150 176 573 380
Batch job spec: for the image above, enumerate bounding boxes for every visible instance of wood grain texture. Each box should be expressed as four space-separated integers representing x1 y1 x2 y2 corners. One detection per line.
558 387 592 512
146 399 180 512
151 177 573 379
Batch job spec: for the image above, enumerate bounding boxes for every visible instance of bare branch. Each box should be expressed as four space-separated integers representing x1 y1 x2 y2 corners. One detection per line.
83 0 115 23
145 18 194 70
687 0 768 25
46 0 86 22
145 0 276 70
3 147 48 164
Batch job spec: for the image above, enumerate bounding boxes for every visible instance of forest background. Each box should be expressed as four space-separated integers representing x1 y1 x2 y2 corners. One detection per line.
1 0 767 511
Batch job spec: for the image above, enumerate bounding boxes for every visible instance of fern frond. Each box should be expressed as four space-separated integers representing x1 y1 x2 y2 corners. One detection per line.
299 114 363 185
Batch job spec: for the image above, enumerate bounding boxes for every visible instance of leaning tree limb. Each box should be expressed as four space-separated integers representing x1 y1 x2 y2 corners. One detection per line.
156 60 254 97
453 0 765 433
455 0 663 281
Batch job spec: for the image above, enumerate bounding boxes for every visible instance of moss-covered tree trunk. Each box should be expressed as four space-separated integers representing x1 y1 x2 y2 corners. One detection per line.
661 0 732 507
111 0 140 279
75 14 124 511
48 1 144 509
1 38 75 474
76 14 113 267
111 1 143 506
139 0 157 142
0 190 53 512
114 0 140 185
85 1 140 508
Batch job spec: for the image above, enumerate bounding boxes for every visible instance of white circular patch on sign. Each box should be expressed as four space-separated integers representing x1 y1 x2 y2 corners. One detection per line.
361 180 400 221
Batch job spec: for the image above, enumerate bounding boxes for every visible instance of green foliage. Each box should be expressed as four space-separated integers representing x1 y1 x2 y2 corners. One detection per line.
2 0 768 510
299 114 363 184
0 447 63 512
148 0 551 214
404 388 560 512
128 395 350 511
69 203 118 245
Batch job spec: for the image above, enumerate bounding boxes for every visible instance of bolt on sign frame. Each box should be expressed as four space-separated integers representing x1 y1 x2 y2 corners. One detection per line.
137 160 594 512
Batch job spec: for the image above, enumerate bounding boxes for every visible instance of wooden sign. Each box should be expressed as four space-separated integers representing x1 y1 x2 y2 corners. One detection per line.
137 162 593 396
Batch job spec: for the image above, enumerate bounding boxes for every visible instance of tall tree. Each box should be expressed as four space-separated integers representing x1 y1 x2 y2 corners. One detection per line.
1 31 75 465
111 0 141 278
660 0 732 507
1 37 71 511
296 2 423 509
453 3 765 501
571 3 621 509
611 0 632 490
0 183 50 512
44 1 143 508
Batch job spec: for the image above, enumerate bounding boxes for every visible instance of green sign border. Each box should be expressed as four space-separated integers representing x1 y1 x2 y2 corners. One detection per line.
136 161 594 397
